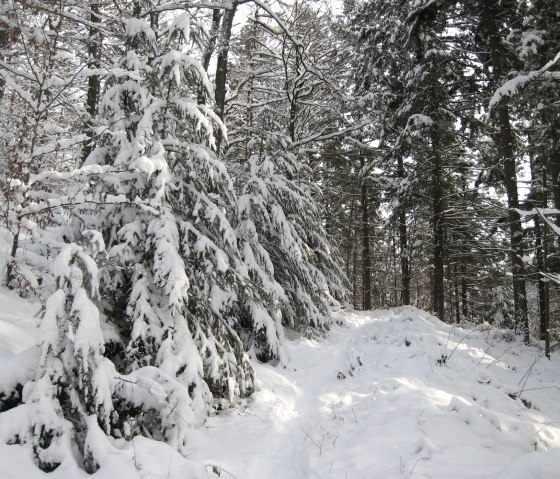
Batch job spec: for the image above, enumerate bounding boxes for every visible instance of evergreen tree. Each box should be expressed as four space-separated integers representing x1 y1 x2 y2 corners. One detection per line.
462 0 530 339
225 4 349 331
86 1 255 426
28 236 114 473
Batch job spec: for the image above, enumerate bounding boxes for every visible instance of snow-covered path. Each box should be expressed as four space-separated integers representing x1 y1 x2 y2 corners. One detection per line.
2 302 560 479
189 307 560 479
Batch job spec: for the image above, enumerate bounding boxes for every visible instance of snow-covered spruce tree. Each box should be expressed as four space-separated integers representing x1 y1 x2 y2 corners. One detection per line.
27 235 114 473
244 152 346 332
234 149 330 338
486 284 514 329
225 6 348 334
80 1 254 449
234 186 288 361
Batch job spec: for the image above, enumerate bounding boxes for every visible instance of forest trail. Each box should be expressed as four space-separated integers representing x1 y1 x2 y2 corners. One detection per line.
2 301 560 479
190 307 560 479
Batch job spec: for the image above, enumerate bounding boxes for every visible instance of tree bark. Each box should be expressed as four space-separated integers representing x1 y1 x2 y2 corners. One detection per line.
397 156 410 305
0 3 8 102
214 2 238 151
203 9 222 73
453 263 460 323
482 4 529 340
361 157 372 310
543 166 550 359
461 262 468 318
431 128 445 322
346 196 355 280
81 1 102 164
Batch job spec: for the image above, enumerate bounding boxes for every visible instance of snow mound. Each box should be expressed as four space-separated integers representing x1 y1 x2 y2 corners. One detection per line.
0 289 41 409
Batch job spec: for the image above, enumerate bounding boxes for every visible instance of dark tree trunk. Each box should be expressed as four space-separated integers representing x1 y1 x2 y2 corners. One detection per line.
203 9 222 72
529 146 549 343
5 228 19 287
482 4 529 340
81 1 102 164
361 157 372 310
453 263 460 323
346 196 355 280
397 156 410 305
542 168 550 359
431 128 445 322
0 10 8 102
287 49 301 143
214 2 237 151
461 262 468 318
197 9 222 105
399 211 410 306
352 230 359 308
498 102 529 340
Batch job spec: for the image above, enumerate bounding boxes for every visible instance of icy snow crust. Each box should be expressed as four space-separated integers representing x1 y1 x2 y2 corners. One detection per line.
2 299 560 478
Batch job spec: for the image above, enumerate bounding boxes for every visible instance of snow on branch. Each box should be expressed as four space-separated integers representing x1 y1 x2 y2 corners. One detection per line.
515 207 560 238
488 50 560 112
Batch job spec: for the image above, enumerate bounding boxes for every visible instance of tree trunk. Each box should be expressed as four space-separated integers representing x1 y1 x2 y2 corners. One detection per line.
483 5 529 340
539 168 550 359
214 2 238 151
453 263 460 323
345 196 355 281
461 262 468 318
287 48 301 143
203 9 222 73
529 146 549 343
197 9 222 105
352 231 359 308
540 166 551 358
5 228 19 287
431 128 445 321
498 102 529 340
397 156 410 305
81 1 102 164
361 157 372 310
0 3 9 102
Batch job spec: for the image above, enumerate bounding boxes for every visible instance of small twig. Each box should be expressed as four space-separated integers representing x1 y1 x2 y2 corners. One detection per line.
485 343 521 369
444 325 456 351
299 423 322 454
409 457 429 477
477 335 498 366
447 330 474 361
240 408 266 422
132 438 141 471
515 386 560 394
518 351 545 396
205 464 241 479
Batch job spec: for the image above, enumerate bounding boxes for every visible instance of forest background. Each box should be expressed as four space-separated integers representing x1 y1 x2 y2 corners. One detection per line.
0 0 559 473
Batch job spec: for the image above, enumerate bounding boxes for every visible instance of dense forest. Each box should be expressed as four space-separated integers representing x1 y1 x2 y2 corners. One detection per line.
0 0 559 473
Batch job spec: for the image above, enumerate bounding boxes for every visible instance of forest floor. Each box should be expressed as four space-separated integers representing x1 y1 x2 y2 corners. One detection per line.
1 289 560 478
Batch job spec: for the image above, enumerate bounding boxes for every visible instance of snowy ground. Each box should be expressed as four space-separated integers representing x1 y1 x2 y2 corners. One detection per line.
1 291 560 478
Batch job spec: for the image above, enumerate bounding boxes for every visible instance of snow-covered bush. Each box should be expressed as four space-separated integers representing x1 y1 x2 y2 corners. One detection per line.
26 238 114 473
486 285 515 330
